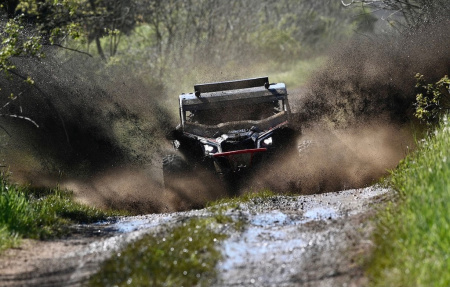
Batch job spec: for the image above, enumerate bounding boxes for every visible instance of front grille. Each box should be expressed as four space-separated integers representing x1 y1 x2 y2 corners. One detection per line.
221 138 256 152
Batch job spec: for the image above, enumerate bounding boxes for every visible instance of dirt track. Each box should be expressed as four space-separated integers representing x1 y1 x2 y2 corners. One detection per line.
0 186 389 287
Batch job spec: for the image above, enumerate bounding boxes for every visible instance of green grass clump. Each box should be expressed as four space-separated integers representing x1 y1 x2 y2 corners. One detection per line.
207 189 278 210
0 174 120 252
89 216 231 287
0 225 19 251
368 115 450 286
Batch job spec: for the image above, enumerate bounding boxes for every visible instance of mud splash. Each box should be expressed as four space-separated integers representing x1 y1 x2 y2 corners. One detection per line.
296 20 450 126
245 120 413 195
243 20 450 196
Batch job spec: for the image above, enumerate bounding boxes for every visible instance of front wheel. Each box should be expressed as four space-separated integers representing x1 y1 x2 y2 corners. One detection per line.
161 154 227 211
162 154 189 180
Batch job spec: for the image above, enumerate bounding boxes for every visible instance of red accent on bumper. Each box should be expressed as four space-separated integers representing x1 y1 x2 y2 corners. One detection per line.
212 148 267 158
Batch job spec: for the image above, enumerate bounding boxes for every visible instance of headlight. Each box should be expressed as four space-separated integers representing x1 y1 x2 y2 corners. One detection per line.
203 144 218 154
263 137 273 146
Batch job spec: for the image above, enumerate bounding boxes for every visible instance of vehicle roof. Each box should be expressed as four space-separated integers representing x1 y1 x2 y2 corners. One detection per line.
180 83 287 111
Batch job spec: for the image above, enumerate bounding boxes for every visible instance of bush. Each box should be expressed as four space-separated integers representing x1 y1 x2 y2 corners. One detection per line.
415 74 450 125
0 173 120 252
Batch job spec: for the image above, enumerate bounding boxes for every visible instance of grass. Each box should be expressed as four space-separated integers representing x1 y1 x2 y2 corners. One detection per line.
207 189 278 210
367 115 450 286
0 174 122 252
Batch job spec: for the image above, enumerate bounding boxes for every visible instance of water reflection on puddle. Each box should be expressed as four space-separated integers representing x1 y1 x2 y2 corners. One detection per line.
303 207 337 221
251 211 291 226
221 225 306 271
113 219 150 233
112 217 171 233
220 208 339 271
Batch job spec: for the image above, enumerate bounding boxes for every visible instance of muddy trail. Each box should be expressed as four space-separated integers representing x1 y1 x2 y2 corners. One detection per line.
0 186 389 287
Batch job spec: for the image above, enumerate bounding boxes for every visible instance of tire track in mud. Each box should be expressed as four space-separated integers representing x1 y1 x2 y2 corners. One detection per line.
215 186 389 287
0 186 389 287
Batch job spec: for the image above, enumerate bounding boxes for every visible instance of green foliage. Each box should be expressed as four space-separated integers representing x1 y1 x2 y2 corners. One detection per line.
89 216 232 287
109 0 361 77
0 1 363 103
0 17 43 75
3 0 137 59
368 115 450 286
414 74 450 124
269 56 327 88
0 181 34 236
0 173 120 252
0 225 19 251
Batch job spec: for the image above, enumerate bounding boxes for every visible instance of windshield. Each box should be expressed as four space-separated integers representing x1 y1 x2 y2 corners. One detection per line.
186 101 282 126
183 111 288 138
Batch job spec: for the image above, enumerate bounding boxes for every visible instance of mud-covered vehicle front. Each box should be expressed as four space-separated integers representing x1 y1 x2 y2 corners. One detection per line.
164 77 297 191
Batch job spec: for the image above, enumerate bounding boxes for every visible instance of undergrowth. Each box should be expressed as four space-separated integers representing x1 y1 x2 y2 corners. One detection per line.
0 174 121 252
368 115 450 286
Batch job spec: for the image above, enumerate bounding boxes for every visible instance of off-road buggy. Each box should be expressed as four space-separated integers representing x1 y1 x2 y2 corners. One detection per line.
164 77 297 193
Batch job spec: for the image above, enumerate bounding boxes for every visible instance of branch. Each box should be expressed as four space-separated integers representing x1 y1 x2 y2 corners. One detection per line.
8 70 71 145
0 124 12 138
46 44 93 57
0 113 39 128
341 0 355 7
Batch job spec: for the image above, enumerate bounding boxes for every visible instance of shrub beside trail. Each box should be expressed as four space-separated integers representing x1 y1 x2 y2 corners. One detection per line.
0 173 122 252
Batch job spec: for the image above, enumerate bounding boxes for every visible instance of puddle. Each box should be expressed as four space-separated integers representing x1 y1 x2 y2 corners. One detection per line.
303 207 337 221
113 219 151 233
219 208 340 272
111 216 173 233
221 226 306 271
220 211 306 271
251 211 291 226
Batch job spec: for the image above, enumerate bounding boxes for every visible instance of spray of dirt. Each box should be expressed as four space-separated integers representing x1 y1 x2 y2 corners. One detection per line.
295 20 450 126
0 50 178 214
1 54 174 175
244 20 449 195
62 165 228 214
1 48 232 214
246 120 414 194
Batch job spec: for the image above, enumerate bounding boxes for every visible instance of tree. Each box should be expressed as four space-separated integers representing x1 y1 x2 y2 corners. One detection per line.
0 16 43 127
341 0 450 29
2 0 137 60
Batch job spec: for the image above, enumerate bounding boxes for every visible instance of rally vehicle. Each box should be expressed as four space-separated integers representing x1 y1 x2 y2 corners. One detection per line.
163 77 297 192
